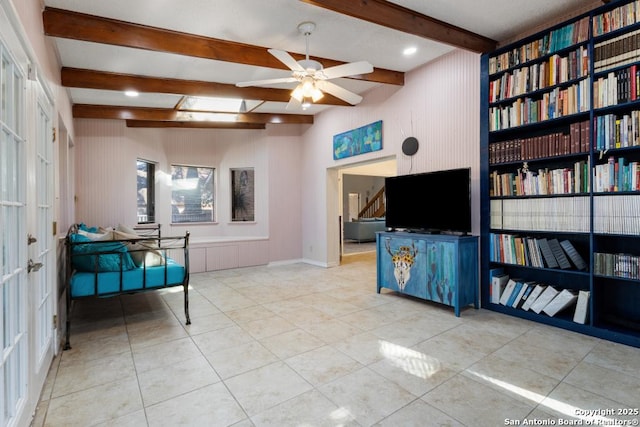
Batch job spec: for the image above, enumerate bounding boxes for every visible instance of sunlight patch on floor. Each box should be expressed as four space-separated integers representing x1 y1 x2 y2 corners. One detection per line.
378 340 442 378
466 369 545 403
329 406 355 426
379 341 625 425
160 286 184 294
467 369 623 424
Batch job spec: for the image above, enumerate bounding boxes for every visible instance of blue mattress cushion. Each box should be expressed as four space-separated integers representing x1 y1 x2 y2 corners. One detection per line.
69 233 136 272
78 223 100 233
70 258 185 297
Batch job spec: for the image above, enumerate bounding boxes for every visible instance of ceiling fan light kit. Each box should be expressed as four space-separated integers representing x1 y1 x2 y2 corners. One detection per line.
235 21 373 109
291 76 324 109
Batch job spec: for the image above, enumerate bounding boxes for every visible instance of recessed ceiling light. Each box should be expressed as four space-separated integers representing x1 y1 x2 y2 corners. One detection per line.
124 90 139 97
403 46 417 56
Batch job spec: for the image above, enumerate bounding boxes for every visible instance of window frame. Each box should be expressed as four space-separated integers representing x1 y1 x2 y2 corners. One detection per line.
136 159 155 224
170 164 215 224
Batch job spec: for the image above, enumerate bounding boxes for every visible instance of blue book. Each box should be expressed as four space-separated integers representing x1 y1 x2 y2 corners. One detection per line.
511 282 530 308
506 281 524 307
618 157 626 191
499 279 518 305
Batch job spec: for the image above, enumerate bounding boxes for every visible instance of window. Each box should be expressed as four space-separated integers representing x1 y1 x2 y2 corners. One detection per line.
171 165 214 223
136 160 155 223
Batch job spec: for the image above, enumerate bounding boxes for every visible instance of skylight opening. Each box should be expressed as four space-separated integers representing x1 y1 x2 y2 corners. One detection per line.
175 111 239 122
181 96 244 113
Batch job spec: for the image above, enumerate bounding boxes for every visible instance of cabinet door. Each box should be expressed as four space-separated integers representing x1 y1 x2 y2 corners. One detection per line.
379 236 427 299
424 240 457 306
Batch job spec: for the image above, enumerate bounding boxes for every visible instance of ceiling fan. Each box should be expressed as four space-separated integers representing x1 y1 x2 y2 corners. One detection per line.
236 22 374 110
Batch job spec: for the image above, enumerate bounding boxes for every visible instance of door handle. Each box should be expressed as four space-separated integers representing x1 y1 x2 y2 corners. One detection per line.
27 234 37 245
28 259 43 273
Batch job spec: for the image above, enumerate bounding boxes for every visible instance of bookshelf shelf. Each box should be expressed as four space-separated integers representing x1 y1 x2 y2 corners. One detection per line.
481 0 640 348
489 76 590 108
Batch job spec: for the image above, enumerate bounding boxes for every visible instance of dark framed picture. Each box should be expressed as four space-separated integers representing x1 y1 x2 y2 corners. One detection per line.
231 168 255 221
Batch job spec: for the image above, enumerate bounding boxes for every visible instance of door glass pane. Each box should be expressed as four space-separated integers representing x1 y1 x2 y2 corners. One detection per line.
35 93 52 358
1 55 8 123
13 67 20 131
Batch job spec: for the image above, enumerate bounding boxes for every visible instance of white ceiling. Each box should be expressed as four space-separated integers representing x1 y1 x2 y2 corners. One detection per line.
43 0 599 119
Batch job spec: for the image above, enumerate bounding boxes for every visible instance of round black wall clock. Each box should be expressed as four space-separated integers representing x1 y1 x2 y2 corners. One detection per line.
402 136 419 156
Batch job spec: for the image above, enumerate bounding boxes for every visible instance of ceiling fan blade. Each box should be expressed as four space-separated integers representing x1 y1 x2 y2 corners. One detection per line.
320 61 373 80
316 80 363 105
235 77 298 87
285 96 302 110
268 49 305 72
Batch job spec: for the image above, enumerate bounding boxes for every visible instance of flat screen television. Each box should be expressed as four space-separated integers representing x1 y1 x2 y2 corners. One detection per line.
385 167 471 234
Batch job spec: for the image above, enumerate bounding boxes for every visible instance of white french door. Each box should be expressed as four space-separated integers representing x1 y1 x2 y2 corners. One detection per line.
1 2 56 425
1 34 29 427
28 73 55 415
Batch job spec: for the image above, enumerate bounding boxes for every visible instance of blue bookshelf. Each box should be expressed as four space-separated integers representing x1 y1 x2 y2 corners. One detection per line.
481 0 640 348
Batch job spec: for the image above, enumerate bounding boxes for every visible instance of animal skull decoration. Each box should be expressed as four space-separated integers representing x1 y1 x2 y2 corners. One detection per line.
385 240 418 292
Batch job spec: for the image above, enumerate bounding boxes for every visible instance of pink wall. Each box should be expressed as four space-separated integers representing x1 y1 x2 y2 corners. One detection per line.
73 119 305 263
300 49 481 266
72 50 481 268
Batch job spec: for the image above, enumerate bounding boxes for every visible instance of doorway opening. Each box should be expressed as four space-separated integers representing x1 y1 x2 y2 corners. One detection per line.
336 157 396 261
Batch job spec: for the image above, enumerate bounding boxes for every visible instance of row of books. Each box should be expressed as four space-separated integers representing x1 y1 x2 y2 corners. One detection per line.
489 233 588 271
593 0 640 37
489 47 589 103
593 66 640 108
594 29 640 72
490 269 590 323
489 17 590 74
490 195 640 235
490 161 590 197
593 156 640 192
489 121 590 164
489 81 590 131
491 197 590 233
594 251 640 279
593 194 640 235
490 157 640 196
593 111 640 150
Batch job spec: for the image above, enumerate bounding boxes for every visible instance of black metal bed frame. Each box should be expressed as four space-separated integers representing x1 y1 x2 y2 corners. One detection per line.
63 223 191 350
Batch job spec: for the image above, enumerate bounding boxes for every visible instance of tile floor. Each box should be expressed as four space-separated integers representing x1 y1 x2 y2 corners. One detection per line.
342 240 376 255
33 252 640 426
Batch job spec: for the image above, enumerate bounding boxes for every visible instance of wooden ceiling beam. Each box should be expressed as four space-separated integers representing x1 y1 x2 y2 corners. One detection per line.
43 7 404 86
61 68 350 106
126 120 266 129
299 0 497 53
73 104 314 124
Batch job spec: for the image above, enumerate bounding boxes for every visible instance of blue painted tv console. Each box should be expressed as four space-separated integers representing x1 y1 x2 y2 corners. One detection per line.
376 231 479 316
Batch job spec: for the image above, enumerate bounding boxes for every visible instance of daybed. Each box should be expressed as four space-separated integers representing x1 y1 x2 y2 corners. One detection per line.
64 223 191 349
343 218 386 242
